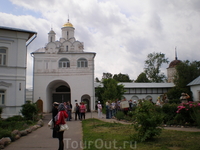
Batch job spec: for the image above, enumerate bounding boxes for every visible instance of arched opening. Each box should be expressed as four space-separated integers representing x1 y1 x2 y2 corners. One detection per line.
36 99 43 113
146 95 152 100
46 80 71 112
52 85 71 103
131 96 139 101
81 94 90 112
53 85 71 103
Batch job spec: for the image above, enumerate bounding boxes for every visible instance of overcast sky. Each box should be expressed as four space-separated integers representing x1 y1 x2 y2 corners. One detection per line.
1 0 200 88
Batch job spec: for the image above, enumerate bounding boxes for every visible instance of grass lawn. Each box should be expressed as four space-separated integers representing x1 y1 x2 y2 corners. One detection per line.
82 118 200 150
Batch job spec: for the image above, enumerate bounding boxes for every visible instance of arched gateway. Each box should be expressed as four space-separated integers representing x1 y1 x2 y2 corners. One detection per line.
46 80 71 112
32 20 96 113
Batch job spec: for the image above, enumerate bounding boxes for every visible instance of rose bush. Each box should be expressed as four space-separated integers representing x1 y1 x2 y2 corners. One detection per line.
176 101 200 127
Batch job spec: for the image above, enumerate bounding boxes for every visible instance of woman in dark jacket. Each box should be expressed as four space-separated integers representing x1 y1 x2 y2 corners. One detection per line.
52 102 59 138
56 103 68 150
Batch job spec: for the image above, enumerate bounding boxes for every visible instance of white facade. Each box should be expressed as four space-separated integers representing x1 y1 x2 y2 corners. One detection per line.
95 82 175 103
188 76 200 101
32 21 96 112
0 26 36 118
190 85 200 101
122 82 174 102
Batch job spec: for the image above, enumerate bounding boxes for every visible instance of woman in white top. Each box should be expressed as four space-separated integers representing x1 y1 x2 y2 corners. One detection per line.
97 101 102 118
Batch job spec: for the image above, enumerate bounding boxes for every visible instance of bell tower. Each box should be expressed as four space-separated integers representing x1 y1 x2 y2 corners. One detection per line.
61 19 75 40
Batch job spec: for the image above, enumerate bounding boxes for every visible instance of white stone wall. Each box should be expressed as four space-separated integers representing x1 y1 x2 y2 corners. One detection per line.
0 29 32 118
190 85 200 101
167 67 177 83
32 24 95 113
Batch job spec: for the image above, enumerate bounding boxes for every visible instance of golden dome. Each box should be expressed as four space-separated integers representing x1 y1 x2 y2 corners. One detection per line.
63 20 73 27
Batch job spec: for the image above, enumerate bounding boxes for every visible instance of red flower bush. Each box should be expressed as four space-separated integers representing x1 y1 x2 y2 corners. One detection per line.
176 101 200 127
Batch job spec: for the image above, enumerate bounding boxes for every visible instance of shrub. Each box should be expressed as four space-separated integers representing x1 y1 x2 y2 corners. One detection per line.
168 99 181 104
176 101 200 127
20 103 38 120
175 101 198 125
132 100 164 142
124 111 137 121
5 115 24 122
115 111 124 120
162 103 179 124
0 128 11 139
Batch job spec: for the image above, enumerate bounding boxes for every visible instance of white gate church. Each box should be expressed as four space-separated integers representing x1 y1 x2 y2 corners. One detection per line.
32 20 96 112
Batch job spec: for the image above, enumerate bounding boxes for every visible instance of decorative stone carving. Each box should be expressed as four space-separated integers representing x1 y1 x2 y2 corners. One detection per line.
0 81 12 87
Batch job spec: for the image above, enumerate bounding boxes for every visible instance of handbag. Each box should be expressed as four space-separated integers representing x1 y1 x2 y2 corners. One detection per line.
55 124 60 132
48 119 54 129
59 122 69 131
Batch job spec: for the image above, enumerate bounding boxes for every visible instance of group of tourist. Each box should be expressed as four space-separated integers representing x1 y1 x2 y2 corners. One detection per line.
100 92 190 119
97 99 138 119
51 101 87 150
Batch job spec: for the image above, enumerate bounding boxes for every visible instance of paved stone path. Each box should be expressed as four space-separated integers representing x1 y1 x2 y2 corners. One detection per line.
3 112 200 150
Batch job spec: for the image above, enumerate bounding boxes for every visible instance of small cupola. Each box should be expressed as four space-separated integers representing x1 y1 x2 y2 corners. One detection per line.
48 28 56 42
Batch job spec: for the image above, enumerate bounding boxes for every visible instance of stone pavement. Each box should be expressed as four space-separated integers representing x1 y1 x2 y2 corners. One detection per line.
3 112 104 150
3 112 200 150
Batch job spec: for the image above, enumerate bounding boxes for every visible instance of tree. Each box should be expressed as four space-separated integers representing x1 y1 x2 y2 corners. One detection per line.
167 60 200 101
113 73 133 82
95 78 125 104
144 52 169 83
135 72 150 83
95 77 100 82
102 72 113 80
174 60 200 89
20 102 38 120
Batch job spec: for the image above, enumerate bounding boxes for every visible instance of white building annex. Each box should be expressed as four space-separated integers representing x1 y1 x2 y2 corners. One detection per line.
0 26 37 118
31 20 96 113
94 82 174 103
188 76 200 102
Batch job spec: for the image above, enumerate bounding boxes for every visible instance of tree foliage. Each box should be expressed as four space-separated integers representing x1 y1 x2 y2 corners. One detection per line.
113 73 133 82
99 72 133 82
167 86 184 100
167 60 200 100
102 72 113 80
144 52 169 83
95 78 125 103
135 72 150 83
174 60 200 88
95 77 100 82
20 102 38 120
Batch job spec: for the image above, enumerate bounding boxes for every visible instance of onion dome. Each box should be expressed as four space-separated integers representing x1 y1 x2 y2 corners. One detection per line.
168 48 182 68
168 59 181 68
48 29 55 34
63 20 73 27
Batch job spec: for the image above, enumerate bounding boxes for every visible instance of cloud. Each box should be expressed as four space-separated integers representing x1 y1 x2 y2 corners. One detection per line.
1 0 200 87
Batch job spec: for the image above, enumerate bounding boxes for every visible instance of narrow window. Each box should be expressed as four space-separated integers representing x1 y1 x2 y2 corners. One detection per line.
19 83 21 91
0 48 6 66
67 31 69 39
66 46 68 51
0 90 5 105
